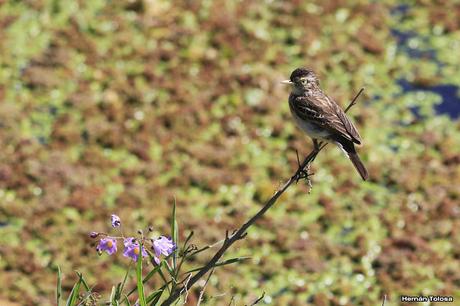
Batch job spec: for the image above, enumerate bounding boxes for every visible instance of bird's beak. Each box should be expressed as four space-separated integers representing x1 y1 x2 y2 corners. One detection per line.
281 80 293 85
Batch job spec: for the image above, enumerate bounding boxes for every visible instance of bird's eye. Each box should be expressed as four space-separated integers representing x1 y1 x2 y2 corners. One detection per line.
301 79 307 84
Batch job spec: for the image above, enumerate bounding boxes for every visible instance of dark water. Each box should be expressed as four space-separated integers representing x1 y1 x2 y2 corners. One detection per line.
391 29 437 60
391 4 410 15
398 80 460 119
390 6 460 119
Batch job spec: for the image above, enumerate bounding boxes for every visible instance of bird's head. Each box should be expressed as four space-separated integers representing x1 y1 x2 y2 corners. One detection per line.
281 68 319 91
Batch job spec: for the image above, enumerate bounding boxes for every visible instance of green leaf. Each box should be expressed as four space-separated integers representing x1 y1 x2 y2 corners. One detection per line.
56 266 62 306
164 260 176 281
157 267 172 294
79 273 91 291
122 294 132 306
116 262 132 301
136 244 147 306
186 256 251 273
65 273 83 306
171 198 178 272
146 286 165 304
110 285 118 306
127 261 162 297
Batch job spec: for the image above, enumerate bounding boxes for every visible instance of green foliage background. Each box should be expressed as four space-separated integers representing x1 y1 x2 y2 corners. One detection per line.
0 0 459 305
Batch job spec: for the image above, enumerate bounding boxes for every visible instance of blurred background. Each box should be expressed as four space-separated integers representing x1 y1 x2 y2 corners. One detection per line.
1 0 459 305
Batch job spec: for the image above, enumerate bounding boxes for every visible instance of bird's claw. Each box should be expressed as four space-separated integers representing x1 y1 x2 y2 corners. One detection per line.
294 164 314 184
294 150 314 192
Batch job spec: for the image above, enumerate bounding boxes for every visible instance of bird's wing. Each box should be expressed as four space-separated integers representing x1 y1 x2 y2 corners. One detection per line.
292 94 362 144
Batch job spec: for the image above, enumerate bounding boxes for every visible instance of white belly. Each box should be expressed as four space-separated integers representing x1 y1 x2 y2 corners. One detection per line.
290 105 331 140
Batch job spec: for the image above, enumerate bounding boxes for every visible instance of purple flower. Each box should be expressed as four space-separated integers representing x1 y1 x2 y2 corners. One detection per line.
124 237 136 247
96 237 117 255
123 237 147 261
152 236 176 264
111 214 121 228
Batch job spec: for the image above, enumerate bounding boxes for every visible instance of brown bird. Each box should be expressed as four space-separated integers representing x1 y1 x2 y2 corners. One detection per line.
282 68 369 180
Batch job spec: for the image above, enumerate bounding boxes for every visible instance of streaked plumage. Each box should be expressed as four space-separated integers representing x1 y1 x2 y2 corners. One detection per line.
283 68 369 180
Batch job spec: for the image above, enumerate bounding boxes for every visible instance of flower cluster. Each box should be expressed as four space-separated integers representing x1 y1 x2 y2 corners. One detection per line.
123 237 148 261
96 237 117 255
152 236 175 264
91 214 176 263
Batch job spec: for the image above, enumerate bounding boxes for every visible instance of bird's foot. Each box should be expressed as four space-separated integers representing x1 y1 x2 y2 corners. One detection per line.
313 139 322 153
294 150 314 192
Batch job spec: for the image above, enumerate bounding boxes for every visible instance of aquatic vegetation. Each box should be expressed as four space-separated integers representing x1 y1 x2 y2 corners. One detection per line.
0 0 459 305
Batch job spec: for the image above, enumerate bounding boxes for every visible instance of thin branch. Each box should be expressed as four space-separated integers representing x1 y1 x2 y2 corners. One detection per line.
179 273 192 305
345 87 365 112
187 237 226 258
175 231 195 277
246 292 265 306
381 294 387 306
160 88 364 306
196 268 214 306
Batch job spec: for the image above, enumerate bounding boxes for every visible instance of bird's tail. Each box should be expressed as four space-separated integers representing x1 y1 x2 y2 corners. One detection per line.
334 138 369 181
348 152 369 181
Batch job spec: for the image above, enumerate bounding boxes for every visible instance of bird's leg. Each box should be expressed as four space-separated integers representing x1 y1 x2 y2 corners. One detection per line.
298 139 321 189
309 138 324 165
292 139 321 187
313 139 320 152
294 149 314 185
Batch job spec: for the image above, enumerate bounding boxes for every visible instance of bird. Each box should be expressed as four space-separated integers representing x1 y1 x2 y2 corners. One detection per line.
281 68 369 180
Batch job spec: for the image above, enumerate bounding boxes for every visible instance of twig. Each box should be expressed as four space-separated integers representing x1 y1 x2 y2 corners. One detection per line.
381 294 387 306
160 88 364 306
175 231 195 277
294 149 313 185
196 268 214 306
179 273 192 305
246 292 265 306
345 87 365 112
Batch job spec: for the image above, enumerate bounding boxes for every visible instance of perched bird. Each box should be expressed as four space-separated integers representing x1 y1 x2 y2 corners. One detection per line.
282 68 369 180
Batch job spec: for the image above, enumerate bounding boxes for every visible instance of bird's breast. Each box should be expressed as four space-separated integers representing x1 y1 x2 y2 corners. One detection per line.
289 101 331 140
